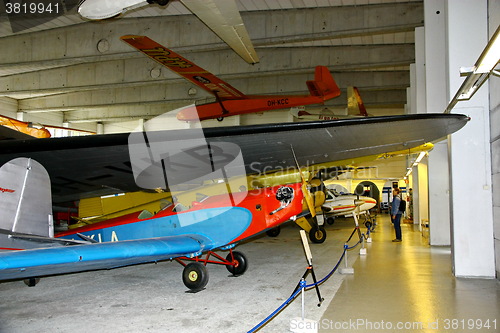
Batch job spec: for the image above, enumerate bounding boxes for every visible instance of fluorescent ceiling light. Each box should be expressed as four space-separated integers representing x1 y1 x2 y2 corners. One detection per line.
415 151 427 164
445 26 500 113
405 168 412 177
476 29 500 73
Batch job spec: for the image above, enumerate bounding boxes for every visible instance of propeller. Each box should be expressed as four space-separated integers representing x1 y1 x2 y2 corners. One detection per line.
290 145 327 243
290 146 316 219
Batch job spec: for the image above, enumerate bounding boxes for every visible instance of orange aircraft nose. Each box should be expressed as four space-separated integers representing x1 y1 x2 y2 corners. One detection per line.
176 106 200 122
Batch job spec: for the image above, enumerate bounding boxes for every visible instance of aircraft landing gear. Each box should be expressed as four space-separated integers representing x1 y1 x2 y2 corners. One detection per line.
182 263 209 292
225 251 248 276
309 226 327 244
326 216 335 225
23 277 40 287
266 226 281 237
176 249 248 291
147 0 171 6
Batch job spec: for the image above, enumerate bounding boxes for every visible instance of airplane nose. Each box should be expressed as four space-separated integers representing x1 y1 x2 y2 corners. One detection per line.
176 107 199 122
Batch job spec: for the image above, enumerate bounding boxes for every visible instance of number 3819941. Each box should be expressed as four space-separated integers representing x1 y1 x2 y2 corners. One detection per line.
5 2 60 15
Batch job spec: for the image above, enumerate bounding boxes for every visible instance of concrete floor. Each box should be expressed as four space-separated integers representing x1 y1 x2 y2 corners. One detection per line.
0 218 358 333
320 216 500 333
1 215 498 332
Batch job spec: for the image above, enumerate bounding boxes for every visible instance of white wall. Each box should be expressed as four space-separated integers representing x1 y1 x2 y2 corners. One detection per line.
488 0 500 279
446 0 495 278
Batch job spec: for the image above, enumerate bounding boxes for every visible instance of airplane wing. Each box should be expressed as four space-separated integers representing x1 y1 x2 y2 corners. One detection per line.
0 125 35 141
0 115 51 139
180 0 259 64
121 35 247 100
0 114 469 204
79 0 259 64
0 235 207 280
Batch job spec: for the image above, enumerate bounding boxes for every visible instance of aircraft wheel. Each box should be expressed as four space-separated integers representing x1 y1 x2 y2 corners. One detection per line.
266 226 281 237
182 263 209 292
226 251 248 276
309 226 327 244
326 217 335 225
23 278 40 287
217 117 224 122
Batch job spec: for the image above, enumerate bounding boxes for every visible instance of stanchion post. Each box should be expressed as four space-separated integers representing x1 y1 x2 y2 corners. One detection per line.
360 233 367 255
339 244 354 275
300 278 306 320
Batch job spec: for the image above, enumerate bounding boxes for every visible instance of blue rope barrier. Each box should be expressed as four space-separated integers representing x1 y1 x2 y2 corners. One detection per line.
247 286 303 333
248 224 371 332
305 247 346 288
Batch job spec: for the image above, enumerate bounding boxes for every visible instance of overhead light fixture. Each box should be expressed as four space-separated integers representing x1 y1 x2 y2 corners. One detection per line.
414 151 427 164
445 25 499 113
406 151 427 178
405 168 412 178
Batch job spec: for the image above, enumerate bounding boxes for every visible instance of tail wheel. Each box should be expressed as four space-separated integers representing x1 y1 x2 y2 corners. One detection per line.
23 278 40 287
182 263 209 292
309 226 327 244
225 251 248 276
266 226 281 237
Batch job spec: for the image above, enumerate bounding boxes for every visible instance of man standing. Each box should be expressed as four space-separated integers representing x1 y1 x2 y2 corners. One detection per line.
391 188 403 242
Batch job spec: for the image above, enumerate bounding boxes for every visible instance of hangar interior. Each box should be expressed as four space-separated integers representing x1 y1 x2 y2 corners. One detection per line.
0 0 499 332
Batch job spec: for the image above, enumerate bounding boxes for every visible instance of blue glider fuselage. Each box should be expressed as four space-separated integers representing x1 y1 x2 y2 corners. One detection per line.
0 183 303 281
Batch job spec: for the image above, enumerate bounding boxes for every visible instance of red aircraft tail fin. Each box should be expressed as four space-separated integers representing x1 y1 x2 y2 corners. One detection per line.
306 66 341 100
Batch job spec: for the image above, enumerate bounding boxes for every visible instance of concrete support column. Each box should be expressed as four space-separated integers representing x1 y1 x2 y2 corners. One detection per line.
414 26 430 229
424 0 451 245
428 142 451 245
417 161 429 229
446 0 495 277
412 165 420 225
96 122 104 135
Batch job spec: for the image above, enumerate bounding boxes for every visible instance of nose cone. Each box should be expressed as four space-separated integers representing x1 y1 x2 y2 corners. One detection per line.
176 106 200 122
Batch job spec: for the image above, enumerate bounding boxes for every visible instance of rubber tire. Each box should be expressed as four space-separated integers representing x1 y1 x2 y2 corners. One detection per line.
182 263 209 291
225 251 248 276
326 217 335 225
266 226 281 237
23 278 40 287
309 226 327 244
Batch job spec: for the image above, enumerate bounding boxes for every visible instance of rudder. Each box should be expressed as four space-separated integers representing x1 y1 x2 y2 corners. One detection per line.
306 66 341 100
0 158 53 238
347 86 368 117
